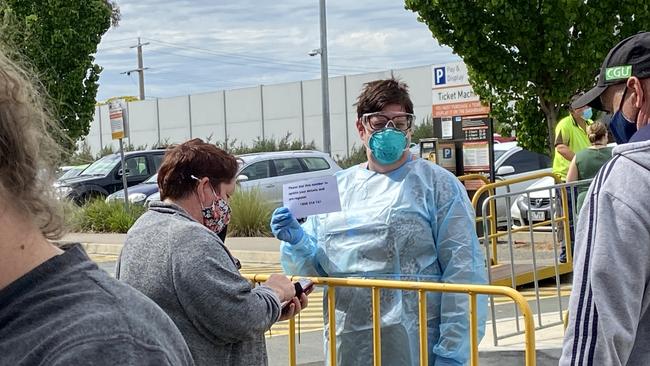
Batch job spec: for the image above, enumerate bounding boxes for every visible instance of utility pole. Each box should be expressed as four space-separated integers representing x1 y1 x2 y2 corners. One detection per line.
122 37 150 100
319 0 331 155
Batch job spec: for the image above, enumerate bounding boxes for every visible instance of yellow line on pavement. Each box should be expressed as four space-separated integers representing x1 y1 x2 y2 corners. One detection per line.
88 254 119 263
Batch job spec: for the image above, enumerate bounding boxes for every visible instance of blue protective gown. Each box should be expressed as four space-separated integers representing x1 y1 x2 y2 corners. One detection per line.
280 158 488 366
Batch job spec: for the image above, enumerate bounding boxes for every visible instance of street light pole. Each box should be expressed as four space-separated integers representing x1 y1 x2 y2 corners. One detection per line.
319 0 331 155
122 37 150 100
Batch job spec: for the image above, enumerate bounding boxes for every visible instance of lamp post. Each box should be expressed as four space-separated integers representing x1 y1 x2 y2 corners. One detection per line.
309 0 331 154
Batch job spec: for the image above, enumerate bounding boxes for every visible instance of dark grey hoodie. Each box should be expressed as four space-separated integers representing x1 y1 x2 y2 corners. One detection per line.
561 139 650 365
117 202 281 366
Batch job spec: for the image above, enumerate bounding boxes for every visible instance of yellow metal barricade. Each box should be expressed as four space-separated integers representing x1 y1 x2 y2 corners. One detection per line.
476 178 591 345
458 174 498 265
469 172 563 265
458 173 491 186
246 275 537 366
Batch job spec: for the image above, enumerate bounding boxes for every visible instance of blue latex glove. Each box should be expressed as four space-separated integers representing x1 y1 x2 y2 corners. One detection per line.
434 356 464 366
271 207 305 245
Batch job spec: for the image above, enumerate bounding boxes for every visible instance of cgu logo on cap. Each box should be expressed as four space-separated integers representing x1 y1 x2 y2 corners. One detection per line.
605 65 632 81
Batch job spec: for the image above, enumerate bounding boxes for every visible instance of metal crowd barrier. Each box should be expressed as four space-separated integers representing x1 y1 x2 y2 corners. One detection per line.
245 274 537 366
458 173 491 186
458 174 496 257
468 172 561 265
477 179 593 344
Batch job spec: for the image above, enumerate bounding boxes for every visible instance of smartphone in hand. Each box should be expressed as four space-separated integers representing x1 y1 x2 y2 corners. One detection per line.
295 278 314 297
281 278 314 310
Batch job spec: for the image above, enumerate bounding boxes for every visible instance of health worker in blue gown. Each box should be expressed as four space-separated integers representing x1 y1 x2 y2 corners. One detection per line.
271 78 488 366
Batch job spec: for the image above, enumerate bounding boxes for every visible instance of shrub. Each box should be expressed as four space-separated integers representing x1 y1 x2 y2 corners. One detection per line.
66 141 95 165
335 145 367 169
212 132 317 155
66 199 146 233
411 116 434 144
228 189 273 237
98 145 115 158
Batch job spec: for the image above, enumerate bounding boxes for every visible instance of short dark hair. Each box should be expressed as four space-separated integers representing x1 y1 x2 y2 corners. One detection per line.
569 92 585 111
355 78 414 118
157 138 239 200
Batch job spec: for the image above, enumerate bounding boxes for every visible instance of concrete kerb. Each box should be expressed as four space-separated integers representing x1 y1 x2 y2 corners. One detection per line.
80 242 123 256
62 234 282 264
76 243 281 263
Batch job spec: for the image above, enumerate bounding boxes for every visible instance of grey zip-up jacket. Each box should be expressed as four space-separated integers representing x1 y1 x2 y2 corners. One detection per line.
116 202 282 366
560 140 650 365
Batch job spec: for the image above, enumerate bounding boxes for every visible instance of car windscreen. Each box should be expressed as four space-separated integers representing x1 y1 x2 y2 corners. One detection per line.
80 155 120 176
59 168 84 180
494 150 508 161
144 173 158 184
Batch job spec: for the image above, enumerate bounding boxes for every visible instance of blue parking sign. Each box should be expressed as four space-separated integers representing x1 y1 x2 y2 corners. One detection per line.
443 148 452 159
434 67 446 85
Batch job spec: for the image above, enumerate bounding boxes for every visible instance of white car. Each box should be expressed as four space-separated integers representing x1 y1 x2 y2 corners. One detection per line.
509 176 557 230
509 142 616 229
236 150 341 207
410 140 551 227
146 150 341 208
489 142 552 227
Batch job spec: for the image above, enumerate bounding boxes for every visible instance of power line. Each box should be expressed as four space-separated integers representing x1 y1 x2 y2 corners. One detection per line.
144 37 376 74
146 67 256 87
100 37 138 44
145 38 344 73
146 48 337 76
97 45 130 52
148 44 356 75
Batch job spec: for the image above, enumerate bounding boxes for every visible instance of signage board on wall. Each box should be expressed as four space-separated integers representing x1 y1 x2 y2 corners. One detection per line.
432 62 469 88
462 142 490 172
441 117 453 139
432 101 490 118
461 117 491 172
432 85 480 105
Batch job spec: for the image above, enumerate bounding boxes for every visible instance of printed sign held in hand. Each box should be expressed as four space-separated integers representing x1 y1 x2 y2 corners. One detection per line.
283 176 341 218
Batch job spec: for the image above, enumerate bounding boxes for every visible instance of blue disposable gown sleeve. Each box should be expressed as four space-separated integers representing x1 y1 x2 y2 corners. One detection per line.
280 218 327 276
431 179 488 364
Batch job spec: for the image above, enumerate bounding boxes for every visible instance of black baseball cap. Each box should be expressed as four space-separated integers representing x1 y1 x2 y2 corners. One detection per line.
572 32 650 111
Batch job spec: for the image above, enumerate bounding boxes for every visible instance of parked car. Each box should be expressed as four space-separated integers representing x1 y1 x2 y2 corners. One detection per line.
106 173 160 206
509 176 557 230
146 150 341 208
56 164 89 181
56 150 165 204
484 142 552 227
404 141 551 227
237 150 341 207
509 142 617 229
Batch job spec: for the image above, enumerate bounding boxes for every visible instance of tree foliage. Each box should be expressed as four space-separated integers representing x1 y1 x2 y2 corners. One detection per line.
0 0 118 150
405 0 650 153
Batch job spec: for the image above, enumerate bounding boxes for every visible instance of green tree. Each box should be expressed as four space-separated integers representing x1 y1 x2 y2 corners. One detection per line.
405 0 650 153
0 0 119 150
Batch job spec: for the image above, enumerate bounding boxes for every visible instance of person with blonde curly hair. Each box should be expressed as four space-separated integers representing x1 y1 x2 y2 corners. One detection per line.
566 121 613 213
0 48 194 365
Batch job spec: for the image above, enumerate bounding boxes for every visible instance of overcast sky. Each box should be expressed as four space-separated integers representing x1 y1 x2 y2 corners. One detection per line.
95 0 459 101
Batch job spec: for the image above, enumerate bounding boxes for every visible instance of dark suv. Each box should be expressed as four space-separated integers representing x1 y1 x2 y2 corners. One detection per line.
55 150 166 204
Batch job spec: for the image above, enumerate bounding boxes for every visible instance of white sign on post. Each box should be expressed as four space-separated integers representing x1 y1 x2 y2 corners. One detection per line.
441 116 453 139
108 100 128 140
432 85 480 105
283 176 341 218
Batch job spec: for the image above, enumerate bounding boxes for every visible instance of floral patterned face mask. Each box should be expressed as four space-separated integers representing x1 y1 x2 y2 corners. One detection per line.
192 175 231 236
